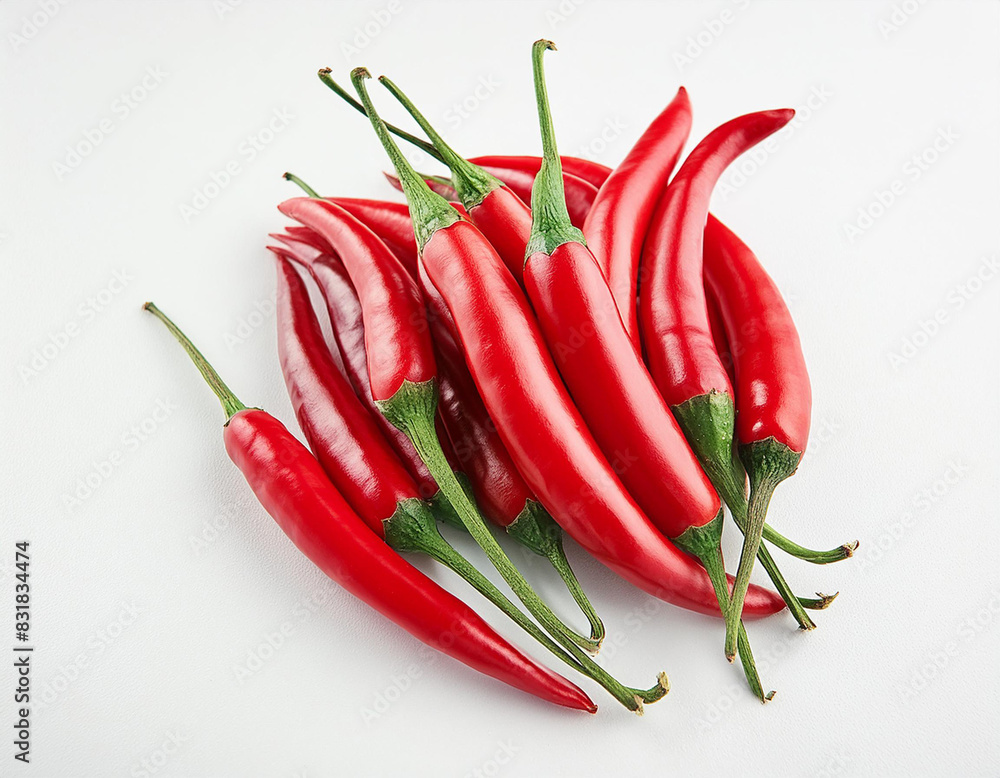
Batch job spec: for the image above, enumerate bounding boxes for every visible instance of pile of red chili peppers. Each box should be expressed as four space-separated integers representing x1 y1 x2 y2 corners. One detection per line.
146 39 857 715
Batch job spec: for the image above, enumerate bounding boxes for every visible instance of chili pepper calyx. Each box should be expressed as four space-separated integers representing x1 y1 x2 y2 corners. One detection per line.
350 68 460 250
525 38 587 260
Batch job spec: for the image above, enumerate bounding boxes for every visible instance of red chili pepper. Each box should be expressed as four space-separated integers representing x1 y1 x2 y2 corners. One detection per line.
583 87 692 350
142 302 597 713
278 185 609 660
268 231 437 496
351 66 786 636
639 104 796 659
417 260 604 642
702 215 858 542
523 40 776 697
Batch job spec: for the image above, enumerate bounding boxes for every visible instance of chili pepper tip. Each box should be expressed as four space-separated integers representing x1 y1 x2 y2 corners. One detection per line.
533 38 557 51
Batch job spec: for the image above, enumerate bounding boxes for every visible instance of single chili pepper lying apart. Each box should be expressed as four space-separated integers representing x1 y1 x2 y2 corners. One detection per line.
268 254 653 707
522 40 773 698
277 194 609 660
349 67 787 645
142 302 597 713
270 228 605 643
639 103 806 659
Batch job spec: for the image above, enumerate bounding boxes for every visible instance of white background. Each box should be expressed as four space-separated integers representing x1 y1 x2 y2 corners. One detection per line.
2 1 998 775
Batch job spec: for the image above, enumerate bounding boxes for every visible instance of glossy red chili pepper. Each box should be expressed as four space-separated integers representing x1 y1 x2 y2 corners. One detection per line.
143 302 597 713
279 173 607 660
524 41 776 696
268 232 437 496
353 66 784 629
639 106 795 659
583 87 692 350
416 259 604 642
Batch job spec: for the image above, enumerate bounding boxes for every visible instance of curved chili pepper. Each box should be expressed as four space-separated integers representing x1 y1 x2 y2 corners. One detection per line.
583 87 691 350
268 255 653 707
142 302 597 714
416 261 604 643
639 105 796 659
278 179 613 662
268 231 437 496
702 215 858 560
524 40 774 698
350 66 785 637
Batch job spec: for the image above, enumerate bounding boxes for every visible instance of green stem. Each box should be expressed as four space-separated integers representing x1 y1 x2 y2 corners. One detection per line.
726 439 801 660
350 68 460 251
525 39 586 258
378 76 502 209
318 68 445 161
688 524 772 700
283 171 321 199
544 542 605 645
143 303 245 419
800 592 839 610
763 525 859 564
